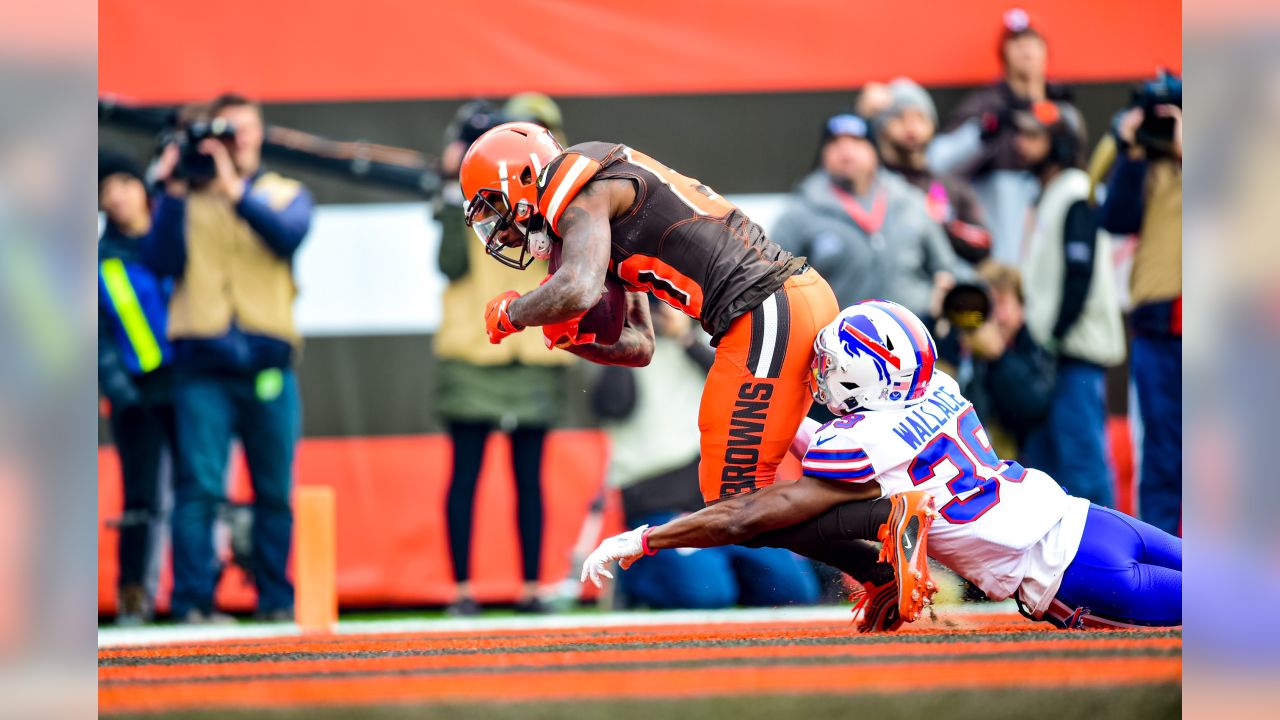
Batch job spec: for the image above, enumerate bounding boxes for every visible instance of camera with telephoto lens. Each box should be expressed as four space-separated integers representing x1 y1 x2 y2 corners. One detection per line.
1130 69 1181 157
941 282 992 332
170 117 237 184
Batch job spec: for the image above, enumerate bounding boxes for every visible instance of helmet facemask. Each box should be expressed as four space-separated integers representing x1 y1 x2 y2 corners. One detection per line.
811 329 863 416
464 189 545 270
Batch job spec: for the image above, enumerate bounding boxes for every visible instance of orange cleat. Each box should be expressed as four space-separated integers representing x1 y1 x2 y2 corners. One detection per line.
876 491 939 624
849 580 903 633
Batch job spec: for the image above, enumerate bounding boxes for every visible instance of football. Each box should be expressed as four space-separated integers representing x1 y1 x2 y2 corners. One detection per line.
548 245 626 345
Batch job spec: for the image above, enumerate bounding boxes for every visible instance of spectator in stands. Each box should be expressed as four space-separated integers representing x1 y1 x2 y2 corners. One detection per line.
144 94 314 623
434 99 570 615
1097 82 1183 535
935 263 1056 459
771 113 959 322
98 149 177 626
861 78 993 267
591 298 818 609
1014 101 1125 507
928 8 1072 263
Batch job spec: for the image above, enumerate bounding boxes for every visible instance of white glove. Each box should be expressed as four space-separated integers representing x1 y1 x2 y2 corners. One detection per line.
580 524 649 588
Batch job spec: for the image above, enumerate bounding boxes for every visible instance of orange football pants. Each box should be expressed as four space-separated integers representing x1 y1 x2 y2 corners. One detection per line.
699 269 839 504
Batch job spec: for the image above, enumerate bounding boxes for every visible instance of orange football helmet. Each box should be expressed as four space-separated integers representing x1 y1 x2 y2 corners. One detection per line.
460 121 564 269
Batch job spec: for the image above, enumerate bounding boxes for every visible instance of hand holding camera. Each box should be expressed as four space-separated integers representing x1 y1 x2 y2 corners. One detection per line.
198 138 246 202
153 116 243 200
963 320 1008 361
1112 70 1182 159
1154 104 1181 158
152 143 187 197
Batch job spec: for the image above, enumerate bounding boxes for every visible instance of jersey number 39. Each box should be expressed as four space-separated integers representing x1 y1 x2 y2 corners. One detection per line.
907 408 1026 524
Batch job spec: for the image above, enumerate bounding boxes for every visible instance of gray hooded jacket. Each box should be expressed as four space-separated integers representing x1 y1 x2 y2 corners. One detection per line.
770 170 960 318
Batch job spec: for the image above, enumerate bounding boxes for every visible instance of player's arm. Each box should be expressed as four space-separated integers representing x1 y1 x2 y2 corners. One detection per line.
580 475 879 586
564 291 655 367
646 475 880 549
507 181 616 328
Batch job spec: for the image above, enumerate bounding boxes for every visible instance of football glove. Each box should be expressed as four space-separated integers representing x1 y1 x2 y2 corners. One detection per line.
580 525 650 588
484 290 523 344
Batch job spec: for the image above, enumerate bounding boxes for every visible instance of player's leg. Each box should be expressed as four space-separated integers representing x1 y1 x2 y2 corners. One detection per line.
744 497 885 601
1126 505 1182 571
755 270 842 485
697 269 839 503
742 494 937 631
1049 504 1182 628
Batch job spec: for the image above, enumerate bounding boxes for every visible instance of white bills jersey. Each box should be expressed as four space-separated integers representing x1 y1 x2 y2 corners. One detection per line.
801 371 1090 613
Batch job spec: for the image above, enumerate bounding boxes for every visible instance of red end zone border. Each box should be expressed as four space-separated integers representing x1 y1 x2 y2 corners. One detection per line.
99 605 1181 716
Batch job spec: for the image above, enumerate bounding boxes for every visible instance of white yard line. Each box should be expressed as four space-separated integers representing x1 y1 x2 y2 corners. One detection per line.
98 600 1019 649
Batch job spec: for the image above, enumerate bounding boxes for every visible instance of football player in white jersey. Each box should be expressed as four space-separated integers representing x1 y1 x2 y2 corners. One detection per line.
584 300 1182 630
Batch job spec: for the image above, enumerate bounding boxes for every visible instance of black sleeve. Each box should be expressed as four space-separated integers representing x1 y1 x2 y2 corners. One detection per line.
590 364 638 420
435 202 471 281
1096 153 1149 235
1053 200 1098 341
986 330 1056 426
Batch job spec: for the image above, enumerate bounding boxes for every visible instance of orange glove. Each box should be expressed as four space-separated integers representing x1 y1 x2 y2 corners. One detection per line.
484 290 523 344
543 314 596 350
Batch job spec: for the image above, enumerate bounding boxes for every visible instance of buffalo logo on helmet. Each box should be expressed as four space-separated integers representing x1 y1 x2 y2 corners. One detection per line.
839 316 901 384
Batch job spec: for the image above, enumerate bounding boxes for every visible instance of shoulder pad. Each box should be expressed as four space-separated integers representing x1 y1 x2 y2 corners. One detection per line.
536 152 602 234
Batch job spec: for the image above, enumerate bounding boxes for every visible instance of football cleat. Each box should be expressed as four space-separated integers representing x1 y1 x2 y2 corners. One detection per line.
877 491 939 624
849 580 903 633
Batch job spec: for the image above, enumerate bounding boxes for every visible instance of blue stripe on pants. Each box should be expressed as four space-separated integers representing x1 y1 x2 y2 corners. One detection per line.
1054 504 1182 626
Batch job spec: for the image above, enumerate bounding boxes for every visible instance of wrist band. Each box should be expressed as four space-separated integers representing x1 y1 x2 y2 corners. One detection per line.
640 527 657 556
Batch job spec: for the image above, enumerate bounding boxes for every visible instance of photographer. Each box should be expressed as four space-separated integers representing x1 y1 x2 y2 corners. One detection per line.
1097 72 1182 535
143 94 314 623
937 264 1056 459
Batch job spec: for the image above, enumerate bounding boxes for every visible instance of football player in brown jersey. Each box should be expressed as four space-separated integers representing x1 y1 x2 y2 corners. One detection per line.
460 122 936 628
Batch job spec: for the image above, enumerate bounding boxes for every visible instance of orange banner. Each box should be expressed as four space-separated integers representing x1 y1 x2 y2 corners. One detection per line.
99 0 1181 103
97 431 622 613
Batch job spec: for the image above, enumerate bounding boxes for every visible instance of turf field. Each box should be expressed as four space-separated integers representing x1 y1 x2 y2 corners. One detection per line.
98 606 1181 719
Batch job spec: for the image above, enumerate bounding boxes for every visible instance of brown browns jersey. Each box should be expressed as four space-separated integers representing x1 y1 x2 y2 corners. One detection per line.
535 141 806 337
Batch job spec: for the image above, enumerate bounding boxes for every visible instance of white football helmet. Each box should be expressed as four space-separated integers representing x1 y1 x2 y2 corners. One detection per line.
810 299 939 415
